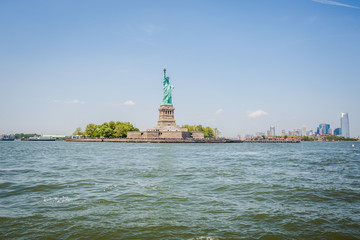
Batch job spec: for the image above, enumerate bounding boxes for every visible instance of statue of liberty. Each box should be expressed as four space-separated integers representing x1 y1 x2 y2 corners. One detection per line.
162 68 174 105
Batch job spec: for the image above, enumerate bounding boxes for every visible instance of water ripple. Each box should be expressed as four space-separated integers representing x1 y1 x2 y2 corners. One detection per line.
0 141 359 239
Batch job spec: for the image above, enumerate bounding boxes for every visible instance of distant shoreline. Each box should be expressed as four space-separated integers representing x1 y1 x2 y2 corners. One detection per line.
65 138 301 143
2 136 358 143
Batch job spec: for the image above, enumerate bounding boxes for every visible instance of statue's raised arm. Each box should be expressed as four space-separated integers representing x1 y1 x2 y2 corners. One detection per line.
162 68 174 105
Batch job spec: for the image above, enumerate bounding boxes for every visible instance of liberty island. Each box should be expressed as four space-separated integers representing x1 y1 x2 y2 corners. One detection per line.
67 68 229 142
127 68 207 141
66 69 301 143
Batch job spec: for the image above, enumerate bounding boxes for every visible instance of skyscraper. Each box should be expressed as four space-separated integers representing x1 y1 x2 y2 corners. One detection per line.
270 126 275 136
317 124 330 135
267 126 275 136
302 125 306 136
340 113 350 138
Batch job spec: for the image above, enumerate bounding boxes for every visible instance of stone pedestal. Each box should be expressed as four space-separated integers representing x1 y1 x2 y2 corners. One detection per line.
127 104 204 140
147 105 187 132
157 105 176 127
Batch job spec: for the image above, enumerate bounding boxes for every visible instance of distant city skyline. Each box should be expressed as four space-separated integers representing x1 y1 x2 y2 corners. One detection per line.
0 1 359 138
246 112 353 138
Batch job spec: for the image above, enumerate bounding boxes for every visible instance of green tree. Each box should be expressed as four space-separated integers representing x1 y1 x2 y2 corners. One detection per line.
114 122 139 138
114 123 126 138
182 124 191 132
84 123 100 138
81 121 138 138
204 126 215 138
182 124 218 138
301 136 317 141
99 122 114 137
195 125 204 132
14 133 40 139
181 124 193 132
109 121 116 130
322 135 357 141
72 127 83 136
188 125 195 132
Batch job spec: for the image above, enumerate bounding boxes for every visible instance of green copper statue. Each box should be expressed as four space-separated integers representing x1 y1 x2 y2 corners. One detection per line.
162 68 174 105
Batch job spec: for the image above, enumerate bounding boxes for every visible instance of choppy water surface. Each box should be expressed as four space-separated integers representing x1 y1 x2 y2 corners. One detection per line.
1 141 359 239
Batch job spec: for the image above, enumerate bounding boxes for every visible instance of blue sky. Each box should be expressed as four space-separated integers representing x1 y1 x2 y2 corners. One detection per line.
1 0 359 137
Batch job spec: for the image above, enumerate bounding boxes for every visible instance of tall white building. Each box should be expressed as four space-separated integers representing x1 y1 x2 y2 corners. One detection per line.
302 125 306 136
340 113 350 138
270 126 275 136
266 126 275 136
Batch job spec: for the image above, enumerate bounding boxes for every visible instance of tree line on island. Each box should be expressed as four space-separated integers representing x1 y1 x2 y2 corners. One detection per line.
14 133 41 139
72 122 220 138
73 121 139 138
181 124 220 138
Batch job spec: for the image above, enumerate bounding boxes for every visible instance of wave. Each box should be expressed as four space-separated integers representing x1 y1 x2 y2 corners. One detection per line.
43 196 74 204
0 184 66 198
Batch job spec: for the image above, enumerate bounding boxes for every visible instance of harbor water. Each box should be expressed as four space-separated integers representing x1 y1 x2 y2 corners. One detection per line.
1 141 359 239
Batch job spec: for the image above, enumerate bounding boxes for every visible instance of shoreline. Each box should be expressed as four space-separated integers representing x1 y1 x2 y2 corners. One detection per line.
65 138 301 143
